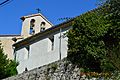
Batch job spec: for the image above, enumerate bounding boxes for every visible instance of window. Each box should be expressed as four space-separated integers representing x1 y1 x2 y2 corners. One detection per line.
41 27 45 31
41 21 46 26
30 19 35 34
13 47 17 61
49 36 54 50
30 27 35 34
40 21 46 32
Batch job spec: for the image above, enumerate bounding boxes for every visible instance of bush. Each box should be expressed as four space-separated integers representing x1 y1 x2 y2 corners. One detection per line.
0 42 18 79
67 0 120 72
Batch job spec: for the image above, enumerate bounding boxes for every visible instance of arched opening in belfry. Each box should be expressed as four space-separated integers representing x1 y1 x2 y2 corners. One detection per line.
30 19 35 34
40 21 46 31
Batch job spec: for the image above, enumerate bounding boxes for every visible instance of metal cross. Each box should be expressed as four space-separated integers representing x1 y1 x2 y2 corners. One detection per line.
36 8 41 13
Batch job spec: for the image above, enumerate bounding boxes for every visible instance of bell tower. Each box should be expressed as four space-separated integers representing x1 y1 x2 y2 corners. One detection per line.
21 13 53 38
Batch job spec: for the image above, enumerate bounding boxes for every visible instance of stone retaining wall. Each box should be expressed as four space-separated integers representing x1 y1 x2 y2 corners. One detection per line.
3 58 81 80
3 58 115 80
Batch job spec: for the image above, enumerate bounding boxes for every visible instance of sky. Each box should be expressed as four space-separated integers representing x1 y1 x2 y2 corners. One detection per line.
0 0 98 35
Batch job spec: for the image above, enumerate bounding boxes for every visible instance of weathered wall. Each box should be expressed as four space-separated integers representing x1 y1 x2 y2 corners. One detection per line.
21 13 53 38
15 26 69 74
2 58 117 80
3 58 81 80
0 36 20 59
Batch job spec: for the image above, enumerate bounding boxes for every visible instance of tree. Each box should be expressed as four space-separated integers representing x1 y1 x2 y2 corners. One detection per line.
101 0 120 70
0 42 18 79
67 0 120 72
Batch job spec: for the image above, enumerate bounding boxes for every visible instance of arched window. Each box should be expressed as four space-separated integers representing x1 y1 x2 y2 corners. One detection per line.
40 21 46 31
30 19 35 34
41 21 46 26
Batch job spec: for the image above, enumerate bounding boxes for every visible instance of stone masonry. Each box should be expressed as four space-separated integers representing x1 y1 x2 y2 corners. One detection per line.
3 58 81 80
3 58 115 80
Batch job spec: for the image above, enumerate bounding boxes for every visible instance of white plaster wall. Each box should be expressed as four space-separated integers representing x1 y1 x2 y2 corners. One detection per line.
27 38 59 70
16 47 28 73
21 19 30 37
26 29 69 71
0 37 16 59
16 27 70 74
54 30 68 59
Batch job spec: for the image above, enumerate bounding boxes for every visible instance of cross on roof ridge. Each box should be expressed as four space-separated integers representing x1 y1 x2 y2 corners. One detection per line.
36 8 41 13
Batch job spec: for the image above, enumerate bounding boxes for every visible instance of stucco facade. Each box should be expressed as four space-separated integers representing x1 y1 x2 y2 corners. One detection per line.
0 13 53 60
0 35 21 59
0 12 72 73
21 13 53 38
14 26 70 74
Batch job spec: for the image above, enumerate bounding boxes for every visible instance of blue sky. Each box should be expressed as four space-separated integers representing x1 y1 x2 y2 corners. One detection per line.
0 0 98 34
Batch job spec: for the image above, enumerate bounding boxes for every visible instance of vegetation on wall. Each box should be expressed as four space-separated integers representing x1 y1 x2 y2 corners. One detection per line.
102 0 120 70
0 42 18 79
67 0 120 72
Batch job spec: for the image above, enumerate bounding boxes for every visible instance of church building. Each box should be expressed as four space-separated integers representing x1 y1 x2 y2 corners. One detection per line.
0 13 53 60
0 12 73 74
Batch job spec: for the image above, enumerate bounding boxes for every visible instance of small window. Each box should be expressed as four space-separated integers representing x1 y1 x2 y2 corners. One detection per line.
25 67 28 71
40 21 46 32
49 36 54 50
41 21 46 26
30 19 35 34
30 19 35 27
13 48 17 60
41 27 45 31
30 27 35 34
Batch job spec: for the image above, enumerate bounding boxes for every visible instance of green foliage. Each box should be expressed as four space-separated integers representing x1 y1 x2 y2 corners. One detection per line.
58 17 73 21
51 63 58 72
0 43 18 79
102 0 120 70
67 0 120 72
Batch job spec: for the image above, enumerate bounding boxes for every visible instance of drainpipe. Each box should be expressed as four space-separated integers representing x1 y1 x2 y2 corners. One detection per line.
59 28 62 60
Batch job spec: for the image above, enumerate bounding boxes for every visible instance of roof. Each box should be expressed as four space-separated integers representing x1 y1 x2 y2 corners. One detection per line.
0 34 21 37
20 13 53 26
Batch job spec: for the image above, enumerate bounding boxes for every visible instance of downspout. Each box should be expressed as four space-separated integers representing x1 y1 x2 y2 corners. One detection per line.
59 28 62 60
